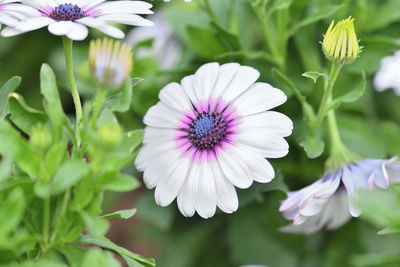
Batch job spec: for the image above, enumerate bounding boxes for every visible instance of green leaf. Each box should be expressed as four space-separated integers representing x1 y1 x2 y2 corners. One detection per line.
327 71 366 111
215 50 276 64
35 160 90 198
9 259 68 267
364 0 400 32
300 136 325 159
210 21 241 51
8 93 48 135
80 211 110 237
103 174 140 192
0 157 12 182
378 226 400 235
0 188 26 235
186 25 225 58
56 246 88 267
0 120 40 177
104 78 142 113
302 71 329 83
288 5 344 36
82 249 121 267
44 141 68 177
0 76 21 119
40 64 65 138
267 0 293 15
101 208 137 219
123 130 144 153
80 235 156 267
51 160 90 195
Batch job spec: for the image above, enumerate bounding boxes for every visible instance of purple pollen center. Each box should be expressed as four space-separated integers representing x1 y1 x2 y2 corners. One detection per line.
187 111 227 150
49 3 86 21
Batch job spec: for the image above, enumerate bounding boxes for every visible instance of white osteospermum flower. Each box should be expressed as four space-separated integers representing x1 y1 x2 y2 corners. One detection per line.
374 51 400 96
0 0 37 27
280 158 400 234
1 0 153 41
126 13 181 70
136 62 293 218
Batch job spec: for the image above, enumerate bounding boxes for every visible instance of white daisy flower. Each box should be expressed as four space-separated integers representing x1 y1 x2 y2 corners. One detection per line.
280 158 400 234
0 0 37 27
374 51 400 96
1 0 153 41
135 62 293 218
126 13 181 70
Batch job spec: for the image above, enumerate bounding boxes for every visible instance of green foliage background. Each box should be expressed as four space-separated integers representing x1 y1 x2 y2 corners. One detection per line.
2 0 400 266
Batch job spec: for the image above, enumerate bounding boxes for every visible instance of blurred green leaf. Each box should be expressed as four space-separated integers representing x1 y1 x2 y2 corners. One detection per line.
123 130 144 153
302 71 329 83
0 188 26 236
80 211 110 238
328 71 366 111
288 5 344 36
0 120 40 177
82 248 121 267
0 76 21 119
300 136 325 159
80 235 156 267
187 25 225 58
8 93 48 135
101 208 137 219
137 192 174 231
363 0 400 32
378 226 400 235
103 174 140 192
104 78 143 113
267 0 293 15
56 246 87 267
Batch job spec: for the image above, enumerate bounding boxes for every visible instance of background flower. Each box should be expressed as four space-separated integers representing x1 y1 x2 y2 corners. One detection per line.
136 62 293 218
374 51 400 96
1 0 153 40
280 158 400 234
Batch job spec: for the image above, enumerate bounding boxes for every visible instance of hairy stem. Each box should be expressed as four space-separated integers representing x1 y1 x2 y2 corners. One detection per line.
91 89 106 129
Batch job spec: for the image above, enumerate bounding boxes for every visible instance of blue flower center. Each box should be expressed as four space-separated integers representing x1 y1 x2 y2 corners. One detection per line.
187 111 228 150
49 4 86 21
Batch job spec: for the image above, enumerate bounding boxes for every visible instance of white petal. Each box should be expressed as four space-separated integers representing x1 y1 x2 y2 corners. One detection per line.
218 148 253 189
238 111 293 137
143 102 183 128
233 83 287 116
15 16 52 32
193 161 217 218
194 62 219 102
155 155 190 207
210 160 238 213
159 82 192 113
177 166 197 217
97 13 153 26
211 63 240 100
93 1 153 15
221 65 260 103
236 131 289 158
48 21 74 36
65 23 88 41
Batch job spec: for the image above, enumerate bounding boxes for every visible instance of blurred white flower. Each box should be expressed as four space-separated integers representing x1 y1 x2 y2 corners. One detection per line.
89 38 133 89
280 158 400 234
374 51 400 96
0 0 37 27
136 62 293 218
126 13 181 70
1 0 153 41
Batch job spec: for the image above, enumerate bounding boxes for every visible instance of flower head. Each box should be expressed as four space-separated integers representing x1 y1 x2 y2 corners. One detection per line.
89 38 133 89
280 158 400 234
1 0 153 41
322 17 360 64
135 62 293 218
374 51 400 96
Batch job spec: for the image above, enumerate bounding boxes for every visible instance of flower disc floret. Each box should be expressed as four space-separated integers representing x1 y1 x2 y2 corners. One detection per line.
49 4 86 21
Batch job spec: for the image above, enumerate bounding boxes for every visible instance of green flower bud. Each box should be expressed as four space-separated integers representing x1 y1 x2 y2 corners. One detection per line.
98 123 122 149
322 17 360 64
29 124 52 152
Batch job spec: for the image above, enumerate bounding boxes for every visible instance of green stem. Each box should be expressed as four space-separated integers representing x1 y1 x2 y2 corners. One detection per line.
63 37 83 148
312 63 342 135
42 197 50 250
91 89 106 129
50 189 70 244
203 0 218 22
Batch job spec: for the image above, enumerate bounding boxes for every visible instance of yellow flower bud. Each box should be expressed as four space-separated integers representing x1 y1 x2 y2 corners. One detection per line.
30 124 52 152
98 123 122 149
322 17 360 64
89 38 133 89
